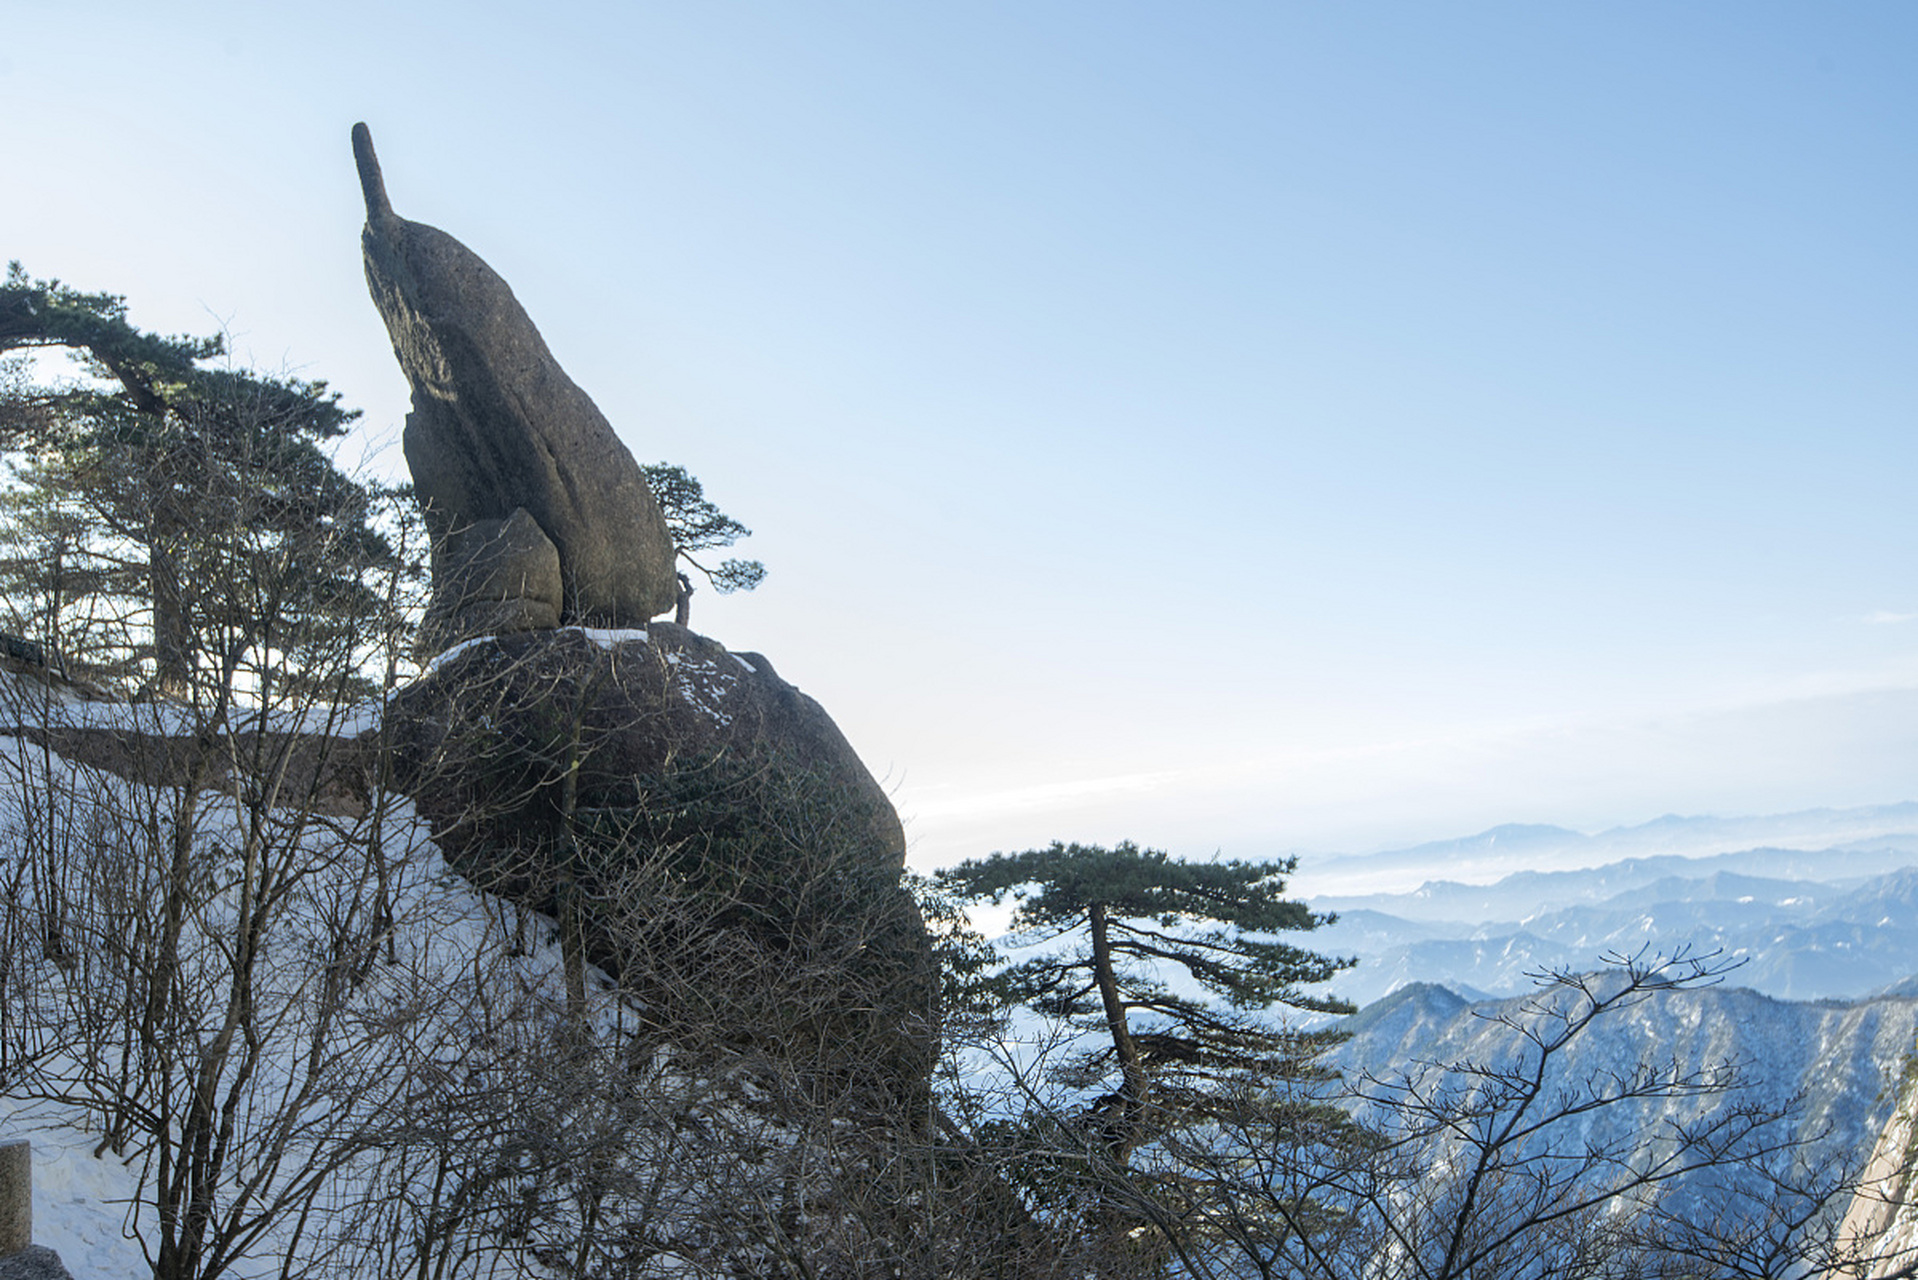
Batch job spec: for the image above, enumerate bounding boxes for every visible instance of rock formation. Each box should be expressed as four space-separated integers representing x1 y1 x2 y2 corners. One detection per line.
351 123 678 641
389 625 906 875
355 124 933 1095
385 624 934 1088
1821 1097 1918 1277
417 506 563 653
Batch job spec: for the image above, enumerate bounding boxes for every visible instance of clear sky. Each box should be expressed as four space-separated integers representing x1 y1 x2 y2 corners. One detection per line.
8 3 1916 871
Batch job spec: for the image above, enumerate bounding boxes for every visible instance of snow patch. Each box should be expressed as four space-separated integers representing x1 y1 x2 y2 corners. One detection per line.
667 653 740 728
419 626 650 678
568 626 649 649
420 633 499 676
9 1123 148 1280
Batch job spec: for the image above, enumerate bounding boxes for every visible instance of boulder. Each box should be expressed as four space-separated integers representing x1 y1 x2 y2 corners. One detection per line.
0 1248 73 1280
383 624 933 1091
391 624 904 865
418 506 563 652
352 123 679 629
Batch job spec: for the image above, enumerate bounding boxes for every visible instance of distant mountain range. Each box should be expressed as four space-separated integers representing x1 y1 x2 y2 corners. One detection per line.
1332 975 1918 1216
1300 802 1918 897
1304 805 1918 1008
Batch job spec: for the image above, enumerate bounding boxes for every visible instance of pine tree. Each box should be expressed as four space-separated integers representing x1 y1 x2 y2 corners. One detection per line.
939 840 1357 1277
639 462 765 625
0 263 404 696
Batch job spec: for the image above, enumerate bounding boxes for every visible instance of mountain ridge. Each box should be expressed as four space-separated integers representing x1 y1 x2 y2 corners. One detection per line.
1303 802 1918 898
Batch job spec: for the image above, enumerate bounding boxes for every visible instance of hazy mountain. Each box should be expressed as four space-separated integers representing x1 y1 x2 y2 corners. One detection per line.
1304 804 1918 898
1309 832 1918 1008
1315 840 1918 924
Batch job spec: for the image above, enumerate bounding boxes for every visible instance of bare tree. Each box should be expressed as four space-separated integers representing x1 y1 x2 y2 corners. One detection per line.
1069 950 1918 1280
0 385 440 1279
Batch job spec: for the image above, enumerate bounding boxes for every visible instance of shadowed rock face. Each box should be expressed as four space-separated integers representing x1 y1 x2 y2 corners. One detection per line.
385 625 934 1091
0 1246 76 1280
352 123 678 633
388 625 907 874
418 506 563 652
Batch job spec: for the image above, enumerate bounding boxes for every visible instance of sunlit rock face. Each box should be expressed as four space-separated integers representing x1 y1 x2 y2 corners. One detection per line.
1824 1097 1918 1278
352 123 679 636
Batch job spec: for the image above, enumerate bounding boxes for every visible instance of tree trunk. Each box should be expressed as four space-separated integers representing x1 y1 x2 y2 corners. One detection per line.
673 572 693 627
1088 900 1165 1279
1089 900 1149 1162
149 539 192 697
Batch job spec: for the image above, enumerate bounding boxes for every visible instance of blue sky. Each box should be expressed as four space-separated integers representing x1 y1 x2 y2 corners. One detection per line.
8 3 1917 869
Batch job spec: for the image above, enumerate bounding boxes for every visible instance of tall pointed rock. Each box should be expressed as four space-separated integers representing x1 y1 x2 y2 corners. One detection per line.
352 123 678 634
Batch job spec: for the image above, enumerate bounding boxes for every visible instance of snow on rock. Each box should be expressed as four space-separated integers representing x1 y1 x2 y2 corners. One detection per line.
570 626 649 649
661 649 739 728
420 626 650 680
420 632 501 677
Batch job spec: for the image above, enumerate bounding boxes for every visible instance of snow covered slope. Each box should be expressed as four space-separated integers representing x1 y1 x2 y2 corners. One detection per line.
1339 975 1918 1182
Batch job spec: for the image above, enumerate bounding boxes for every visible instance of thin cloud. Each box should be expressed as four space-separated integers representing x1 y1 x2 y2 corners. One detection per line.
1862 610 1917 625
905 767 1197 821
